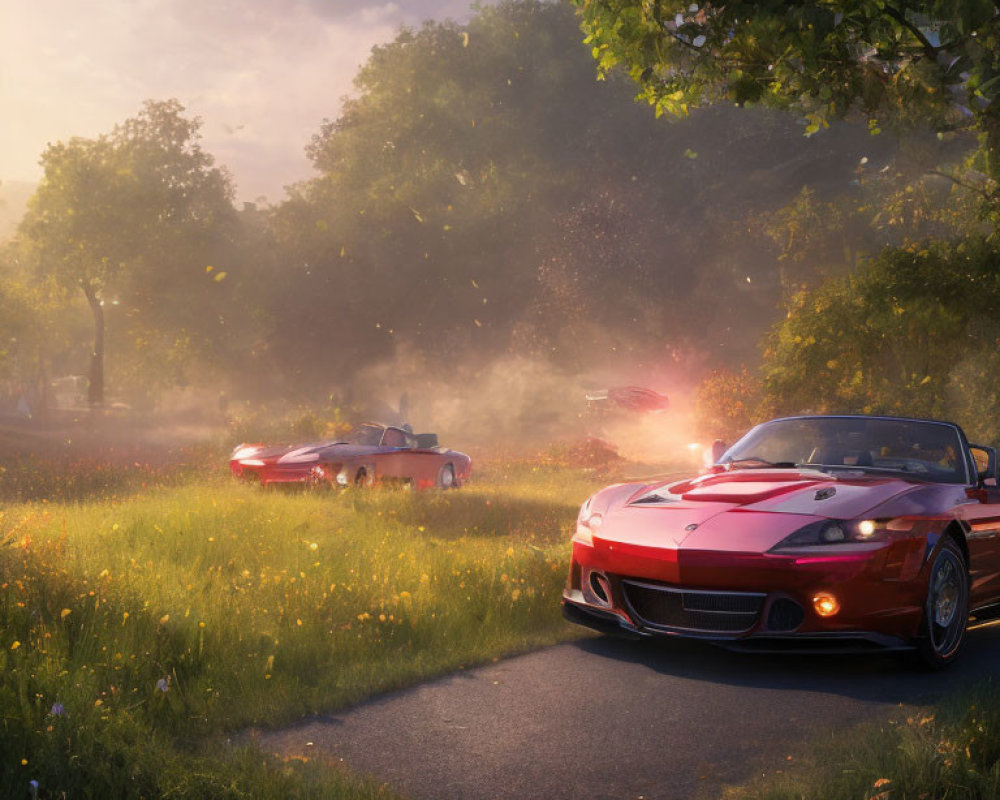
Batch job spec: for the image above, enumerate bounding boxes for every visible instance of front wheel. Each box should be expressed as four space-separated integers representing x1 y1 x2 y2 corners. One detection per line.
436 463 456 489
914 537 969 668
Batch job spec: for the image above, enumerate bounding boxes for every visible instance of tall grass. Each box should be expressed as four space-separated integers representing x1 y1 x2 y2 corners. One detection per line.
721 680 1000 800
0 462 600 798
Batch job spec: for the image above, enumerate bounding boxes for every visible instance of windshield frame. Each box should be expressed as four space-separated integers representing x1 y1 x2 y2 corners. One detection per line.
344 423 386 447
719 415 972 485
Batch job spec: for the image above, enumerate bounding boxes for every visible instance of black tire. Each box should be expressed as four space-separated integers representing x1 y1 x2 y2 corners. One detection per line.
436 463 456 489
354 467 369 487
914 536 969 668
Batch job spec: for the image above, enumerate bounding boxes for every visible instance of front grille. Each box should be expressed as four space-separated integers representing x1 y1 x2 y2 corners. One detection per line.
621 581 764 633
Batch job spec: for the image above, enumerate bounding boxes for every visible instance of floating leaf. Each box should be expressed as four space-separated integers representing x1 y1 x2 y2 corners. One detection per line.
214 271 227 282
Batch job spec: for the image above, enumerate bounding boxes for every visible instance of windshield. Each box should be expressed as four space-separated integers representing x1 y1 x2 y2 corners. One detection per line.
721 417 969 484
344 424 384 447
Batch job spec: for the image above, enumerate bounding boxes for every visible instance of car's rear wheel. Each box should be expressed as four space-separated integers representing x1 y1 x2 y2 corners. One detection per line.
914 536 969 668
436 463 455 489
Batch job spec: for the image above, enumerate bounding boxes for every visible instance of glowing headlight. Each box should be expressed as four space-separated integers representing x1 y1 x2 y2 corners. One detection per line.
770 519 887 553
232 444 262 460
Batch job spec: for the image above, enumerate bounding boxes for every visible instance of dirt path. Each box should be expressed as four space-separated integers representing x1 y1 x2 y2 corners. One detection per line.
252 624 1000 800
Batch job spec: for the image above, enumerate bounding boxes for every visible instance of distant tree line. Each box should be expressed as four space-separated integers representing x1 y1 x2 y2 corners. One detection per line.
2 0 992 440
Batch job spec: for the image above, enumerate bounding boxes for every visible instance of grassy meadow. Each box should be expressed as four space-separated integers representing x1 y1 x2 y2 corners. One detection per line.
0 454 604 799
8 439 1000 800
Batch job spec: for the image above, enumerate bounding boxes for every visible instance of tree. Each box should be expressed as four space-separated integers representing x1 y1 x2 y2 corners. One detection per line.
573 1 1000 207
19 100 235 404
694 366 771 442
0 247 80 413
759 236 1000 430
265 0 887 392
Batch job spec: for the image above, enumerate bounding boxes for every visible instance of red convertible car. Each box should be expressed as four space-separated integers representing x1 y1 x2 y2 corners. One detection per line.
563 415 1000 667
230 422 471 490
585 385 670 415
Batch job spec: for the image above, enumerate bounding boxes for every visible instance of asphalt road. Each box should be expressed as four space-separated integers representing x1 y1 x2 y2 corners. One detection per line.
253 623 1000 800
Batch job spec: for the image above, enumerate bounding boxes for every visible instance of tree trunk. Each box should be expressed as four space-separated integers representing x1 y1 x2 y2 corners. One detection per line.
81 281 105 406
982 111 1000 185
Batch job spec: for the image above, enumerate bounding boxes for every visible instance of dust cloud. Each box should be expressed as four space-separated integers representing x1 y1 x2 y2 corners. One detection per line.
345 347 710 469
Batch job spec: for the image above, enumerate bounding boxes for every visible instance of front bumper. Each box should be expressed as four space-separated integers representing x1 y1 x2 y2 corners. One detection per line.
561 591 911 652
563 539 926 651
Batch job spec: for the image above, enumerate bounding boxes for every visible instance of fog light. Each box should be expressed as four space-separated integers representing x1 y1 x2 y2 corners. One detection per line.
812 592 840 617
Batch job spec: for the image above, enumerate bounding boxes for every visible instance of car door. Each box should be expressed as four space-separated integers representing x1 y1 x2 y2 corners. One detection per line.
957 445 1000 606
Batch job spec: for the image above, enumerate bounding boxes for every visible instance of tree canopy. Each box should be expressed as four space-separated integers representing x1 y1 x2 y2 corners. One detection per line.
573 1 1000 207
573 2 1000 123
262 0 890 392
4 0 983 429
759 235 1000 438
19 100 236 403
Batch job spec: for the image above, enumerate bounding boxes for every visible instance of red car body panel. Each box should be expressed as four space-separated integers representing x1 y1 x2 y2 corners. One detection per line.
230 423 471 490
563 415 1000 656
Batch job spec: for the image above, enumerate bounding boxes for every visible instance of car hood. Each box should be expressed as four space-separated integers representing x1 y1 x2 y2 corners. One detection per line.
592 469 928 554
276 442 381 464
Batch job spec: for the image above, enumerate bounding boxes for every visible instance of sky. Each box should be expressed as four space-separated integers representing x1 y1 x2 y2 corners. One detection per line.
1 0 486 203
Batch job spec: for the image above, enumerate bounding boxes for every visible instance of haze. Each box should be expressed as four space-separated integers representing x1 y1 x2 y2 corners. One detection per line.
2 0 486 203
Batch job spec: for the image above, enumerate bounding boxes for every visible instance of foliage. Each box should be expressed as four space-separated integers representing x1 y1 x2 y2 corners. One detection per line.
572 0 1000 225
694 366 772 443
18 100 237 404
263 0 878 388
760 235 1000 438
572 1 1000 130
0 242 88 408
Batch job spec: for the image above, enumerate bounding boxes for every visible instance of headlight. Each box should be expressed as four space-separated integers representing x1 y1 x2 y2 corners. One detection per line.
239 458 266 467
769 519 886 554
232 444 262 460
575 497 602 544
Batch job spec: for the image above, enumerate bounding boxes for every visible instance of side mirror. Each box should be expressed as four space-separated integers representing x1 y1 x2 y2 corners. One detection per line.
710 439 728 464
702 439 728 468
970 444 997 485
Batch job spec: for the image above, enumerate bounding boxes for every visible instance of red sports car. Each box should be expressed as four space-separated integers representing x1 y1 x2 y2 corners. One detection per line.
230 422 471 490
585 385 670 415
563 415 1000 667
